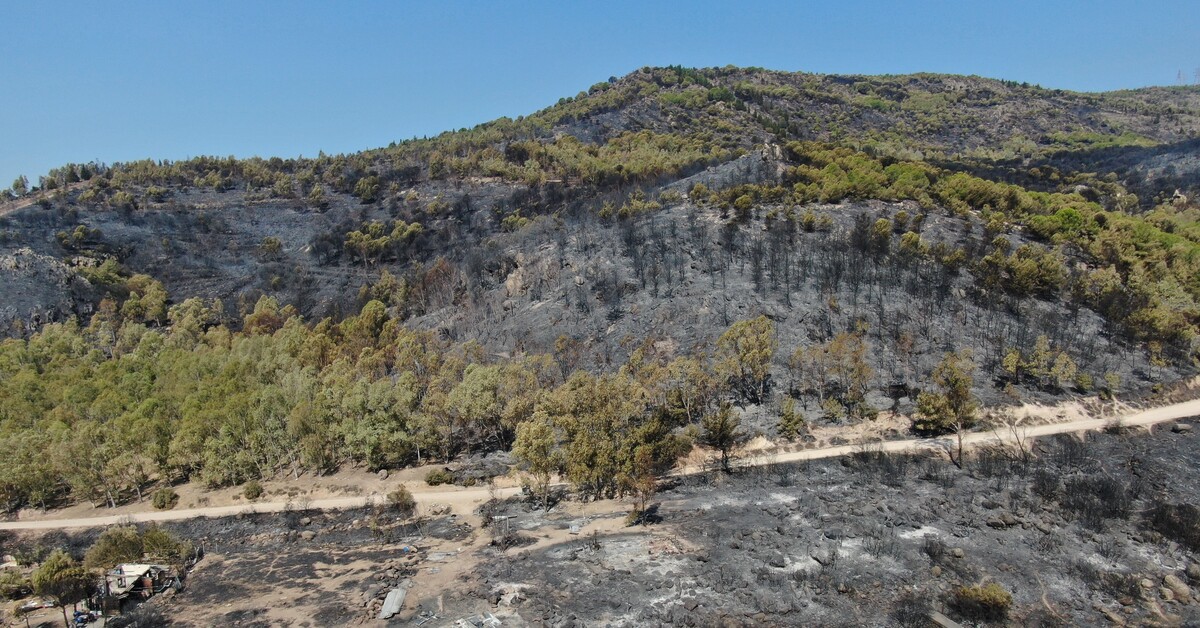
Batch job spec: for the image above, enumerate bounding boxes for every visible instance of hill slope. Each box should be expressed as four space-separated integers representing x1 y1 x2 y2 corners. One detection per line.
0 66 1198 506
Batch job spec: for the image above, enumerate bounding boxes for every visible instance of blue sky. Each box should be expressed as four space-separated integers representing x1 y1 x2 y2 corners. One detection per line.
2 0 1197 188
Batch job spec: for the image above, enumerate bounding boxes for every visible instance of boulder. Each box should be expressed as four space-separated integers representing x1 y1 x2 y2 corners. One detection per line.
378 469 389 480
301 530 317 541
1172 423 1193 434
1164 574 1191 601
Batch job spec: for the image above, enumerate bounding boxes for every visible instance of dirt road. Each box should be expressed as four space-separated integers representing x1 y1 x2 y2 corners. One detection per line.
3 397 1198 531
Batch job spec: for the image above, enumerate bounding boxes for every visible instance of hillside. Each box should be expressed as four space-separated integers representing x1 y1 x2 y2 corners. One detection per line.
0 66 1199 510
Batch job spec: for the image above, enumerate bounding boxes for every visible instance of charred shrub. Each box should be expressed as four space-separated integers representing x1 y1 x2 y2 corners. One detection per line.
1061 476 1132 530
1074 561 1141 602
851 447 911 487
1051 435 1092 470
1031 467 1060 501
891 591 932 628
1146 502 1200 551
922 535 947 563
972 446 1013 480
949 582 1012 622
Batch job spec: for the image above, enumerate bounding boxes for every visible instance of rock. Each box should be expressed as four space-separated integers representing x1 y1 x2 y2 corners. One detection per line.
768 553 786 568
824 528 845 540
1172 423 1193 433
1188 563 1200 582
931 566 942 577
301 530 316 541
1161 587 1174 602
378 469 389 480
981 499 1001 510
1164 574 1192 601
300 516 312 526
952 548 965 559
683 598 700 611
1140 578 1155 590
1001 513 1020 527
987 518 1008 529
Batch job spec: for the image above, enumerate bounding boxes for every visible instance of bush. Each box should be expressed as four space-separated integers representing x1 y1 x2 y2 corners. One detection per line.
424 468 455 486
950 582 1012 622
151 488 178 510
0 568 29 600
243 481 264 501
84 526 143 570
387 486 416 519
141 525 195 568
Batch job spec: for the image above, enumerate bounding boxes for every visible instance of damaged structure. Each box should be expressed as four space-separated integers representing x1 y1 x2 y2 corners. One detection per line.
100 563 180 611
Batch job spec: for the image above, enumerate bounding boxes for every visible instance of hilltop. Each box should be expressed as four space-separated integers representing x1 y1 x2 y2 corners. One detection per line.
0 65 1198 503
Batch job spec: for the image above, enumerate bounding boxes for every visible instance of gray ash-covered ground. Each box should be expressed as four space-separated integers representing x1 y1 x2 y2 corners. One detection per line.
471 420 1200 627
9 421 1200 627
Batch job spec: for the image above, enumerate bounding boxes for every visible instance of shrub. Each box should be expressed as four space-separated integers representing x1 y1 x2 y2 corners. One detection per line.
0 568 29 600
387 486 416 519
142 525 195 568
151 488 178 511
84 526 144 570
243 481 264 501
425 468 455 486
950 582 1012 622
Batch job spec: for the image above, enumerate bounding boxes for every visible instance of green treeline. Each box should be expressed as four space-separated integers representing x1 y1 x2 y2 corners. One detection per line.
0 292 777 510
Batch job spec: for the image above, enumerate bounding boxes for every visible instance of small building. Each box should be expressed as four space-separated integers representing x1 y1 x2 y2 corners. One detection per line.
101 563 178 610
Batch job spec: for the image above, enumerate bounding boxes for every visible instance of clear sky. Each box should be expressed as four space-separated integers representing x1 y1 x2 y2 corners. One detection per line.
2 0 1197 188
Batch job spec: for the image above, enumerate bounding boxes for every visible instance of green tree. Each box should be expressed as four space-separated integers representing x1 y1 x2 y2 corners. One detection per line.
701 402 745 473
11 175 28 196
512 410 560 510
31 550 92 627
777 396 805 440
715 316 776 403
913 351 978 436
84 526 143 570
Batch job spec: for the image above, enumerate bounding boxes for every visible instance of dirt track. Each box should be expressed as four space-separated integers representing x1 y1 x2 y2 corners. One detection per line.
3 397 1198 531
